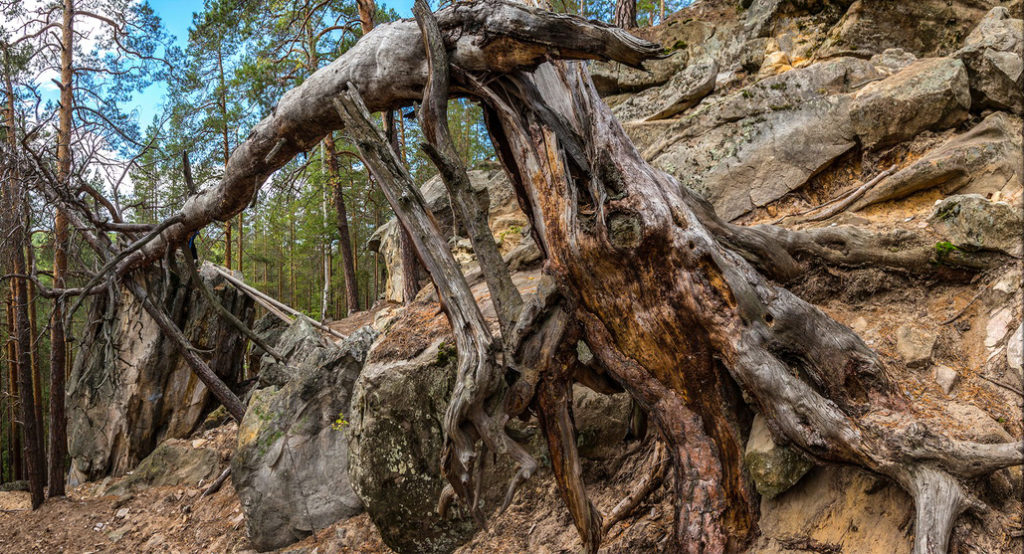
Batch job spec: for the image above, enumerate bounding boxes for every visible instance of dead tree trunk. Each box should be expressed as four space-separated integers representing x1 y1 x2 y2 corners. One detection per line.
104 2 1022 552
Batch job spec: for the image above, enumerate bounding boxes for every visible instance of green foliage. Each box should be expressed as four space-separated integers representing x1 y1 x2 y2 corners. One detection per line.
933 241 960 262
331 412 349 432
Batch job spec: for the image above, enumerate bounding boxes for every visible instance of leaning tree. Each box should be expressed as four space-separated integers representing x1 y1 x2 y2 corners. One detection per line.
26 1 1022 552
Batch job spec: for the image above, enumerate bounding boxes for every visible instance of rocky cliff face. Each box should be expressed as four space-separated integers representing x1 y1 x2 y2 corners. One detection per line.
368 165 540 303
600 1 1022 222
67 262 253 484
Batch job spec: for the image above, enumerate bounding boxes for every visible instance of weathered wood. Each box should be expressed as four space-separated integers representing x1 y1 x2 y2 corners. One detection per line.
115 0 660 274
211 265 347 341
179 253 285 363
413 0 524 338
334 83 537 523
477 58 1022 553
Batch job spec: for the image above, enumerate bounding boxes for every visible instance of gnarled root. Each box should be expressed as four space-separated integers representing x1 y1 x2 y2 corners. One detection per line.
602 441 668 534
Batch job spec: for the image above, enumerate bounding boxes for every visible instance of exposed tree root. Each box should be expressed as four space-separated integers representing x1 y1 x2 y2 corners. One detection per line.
602 441 668 534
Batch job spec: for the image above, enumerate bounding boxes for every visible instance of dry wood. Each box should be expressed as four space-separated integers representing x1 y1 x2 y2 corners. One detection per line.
602 441 668 534
114 0 660 275
334 82 537 524
179 254 285 363
211 265 347 341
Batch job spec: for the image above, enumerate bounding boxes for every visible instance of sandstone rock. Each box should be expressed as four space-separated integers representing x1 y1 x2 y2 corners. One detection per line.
232 325 377 552
754 465 913 554
850 57 971 149
820 0 999 58
744 0 784 38
590 50 689 95
255 315 340 387
985 307 1015 349
933 365 960 395
105 440 220 496
757 50 792 77
945 402 1012 443
854 112 1023 210
649 56 882 220
955 7 1024 114
744 414 814 499
739 37 769 73
370 168 536 303
612 58 718 122
895 325 935 368
870 48 918 74
68 261 253 483
348 339 475 554
572 385 632 460
929 194 1024 257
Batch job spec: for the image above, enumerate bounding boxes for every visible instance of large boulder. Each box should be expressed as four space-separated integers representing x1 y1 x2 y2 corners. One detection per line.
929 194 1024 257
820 0 1001 58
955 7 1024 114
348 336 473 554
348 301 633 553
232 323 378 552
849 57 971 149
105 439 221 496
67 261 253 483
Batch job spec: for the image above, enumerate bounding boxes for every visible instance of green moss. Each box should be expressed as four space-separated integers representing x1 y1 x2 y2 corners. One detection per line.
436 341 457 366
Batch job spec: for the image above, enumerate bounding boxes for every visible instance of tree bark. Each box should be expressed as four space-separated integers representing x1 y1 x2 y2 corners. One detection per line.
325 135 360 315
614 0 638 29
48 0 74 498
111 4 1023 552
2 51 45 508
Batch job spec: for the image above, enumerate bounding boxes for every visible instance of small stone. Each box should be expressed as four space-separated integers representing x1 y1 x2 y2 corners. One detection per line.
115 507 129 519
895 325 936 368
850 316 870 335
107 524 131 543
985 307 1014 349
1007 323 1023 377
933 365 960 395
744 414 814 499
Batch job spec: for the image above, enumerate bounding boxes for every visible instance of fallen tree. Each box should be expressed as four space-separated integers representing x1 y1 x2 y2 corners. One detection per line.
25 1 1022 553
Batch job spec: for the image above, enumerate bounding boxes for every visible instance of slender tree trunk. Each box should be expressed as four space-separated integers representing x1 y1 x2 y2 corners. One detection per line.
326 137 360 315
217 48 232 269
3 53 44 508
48 0 74 497
26 276 46 485
5 293 21 482
615 0 638 29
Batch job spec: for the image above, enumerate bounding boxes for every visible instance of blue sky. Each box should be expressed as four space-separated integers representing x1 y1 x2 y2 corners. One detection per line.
130 0 417 124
